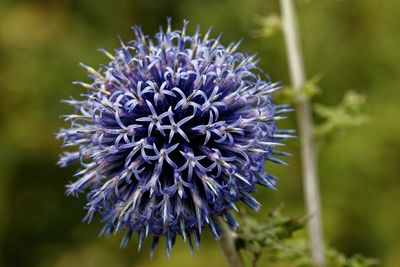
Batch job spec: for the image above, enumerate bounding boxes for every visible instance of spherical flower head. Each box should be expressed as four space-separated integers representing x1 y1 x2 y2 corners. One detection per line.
57 20 291 256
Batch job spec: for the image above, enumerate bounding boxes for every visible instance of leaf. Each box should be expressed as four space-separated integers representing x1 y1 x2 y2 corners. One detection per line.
234 206 378 267
278 75 322 103
253 14 282 38
314 91 369 138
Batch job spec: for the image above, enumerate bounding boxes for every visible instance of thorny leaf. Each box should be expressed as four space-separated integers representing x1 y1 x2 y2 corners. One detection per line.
278 75 322 103
253 14 282 38
234 206 378 267
235 205 306 266
314 91 369 138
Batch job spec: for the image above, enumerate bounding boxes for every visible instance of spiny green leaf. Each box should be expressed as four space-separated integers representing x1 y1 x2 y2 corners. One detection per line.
314 91 369 138
278 75 322 103
234 206 378 267
253 14 282 38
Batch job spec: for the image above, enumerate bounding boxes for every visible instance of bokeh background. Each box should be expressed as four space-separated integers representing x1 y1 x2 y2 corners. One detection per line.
1 0 399 266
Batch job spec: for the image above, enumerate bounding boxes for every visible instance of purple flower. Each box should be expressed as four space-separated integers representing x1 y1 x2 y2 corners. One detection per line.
57 19 291 256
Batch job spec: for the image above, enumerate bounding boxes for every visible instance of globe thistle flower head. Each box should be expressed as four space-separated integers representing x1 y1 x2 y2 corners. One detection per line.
57 19 291 256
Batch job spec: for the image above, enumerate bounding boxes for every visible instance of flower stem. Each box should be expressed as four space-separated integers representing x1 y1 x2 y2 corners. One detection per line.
279 0 325 266
218 218 245 267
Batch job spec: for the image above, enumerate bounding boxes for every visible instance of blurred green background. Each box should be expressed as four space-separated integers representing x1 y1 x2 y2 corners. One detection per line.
0 0 399 266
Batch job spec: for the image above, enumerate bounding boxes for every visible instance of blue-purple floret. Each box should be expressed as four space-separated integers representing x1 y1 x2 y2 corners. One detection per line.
57 20 291 256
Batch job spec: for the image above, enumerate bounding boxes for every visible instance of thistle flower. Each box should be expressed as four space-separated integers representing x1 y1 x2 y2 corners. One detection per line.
57 19 291 256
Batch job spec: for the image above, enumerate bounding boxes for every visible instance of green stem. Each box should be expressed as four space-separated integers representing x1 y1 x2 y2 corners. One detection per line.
279 0 325 266
217 218 245 267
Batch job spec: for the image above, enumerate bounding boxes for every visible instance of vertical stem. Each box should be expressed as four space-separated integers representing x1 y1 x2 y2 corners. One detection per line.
279 0 325 266
218 218 245 267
